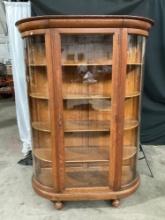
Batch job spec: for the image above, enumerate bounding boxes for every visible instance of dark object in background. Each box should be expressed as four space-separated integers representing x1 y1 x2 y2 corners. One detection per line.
17 150 33 166
0 75 14 98
0 63 14 98
11 0 29 2
0 63 6 75
31 0 165 145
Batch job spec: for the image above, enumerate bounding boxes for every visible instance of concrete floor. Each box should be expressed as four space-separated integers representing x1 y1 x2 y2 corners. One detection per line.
0 98 165 220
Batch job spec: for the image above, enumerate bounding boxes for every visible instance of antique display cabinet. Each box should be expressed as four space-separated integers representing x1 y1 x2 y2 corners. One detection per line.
16 16 153 209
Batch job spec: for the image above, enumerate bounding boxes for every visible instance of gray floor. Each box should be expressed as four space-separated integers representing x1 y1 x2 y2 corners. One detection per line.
0 98 165 220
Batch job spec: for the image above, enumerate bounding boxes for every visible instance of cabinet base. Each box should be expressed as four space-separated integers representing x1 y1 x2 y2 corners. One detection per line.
111 199 120 207
53 201 64 210
32 175 140 205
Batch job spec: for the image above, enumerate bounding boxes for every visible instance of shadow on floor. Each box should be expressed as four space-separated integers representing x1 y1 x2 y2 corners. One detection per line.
0 117 17 129
0 97 15 107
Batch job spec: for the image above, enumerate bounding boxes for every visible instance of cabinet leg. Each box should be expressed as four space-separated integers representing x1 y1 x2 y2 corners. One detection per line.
53 201 64 210
111 199 120 207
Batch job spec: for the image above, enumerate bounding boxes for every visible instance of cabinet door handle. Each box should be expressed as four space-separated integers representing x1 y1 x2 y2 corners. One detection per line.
58 116 62 127
26 75 30 83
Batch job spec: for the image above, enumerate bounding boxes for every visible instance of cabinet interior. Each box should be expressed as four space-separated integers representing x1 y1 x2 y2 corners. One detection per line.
25 31 145 189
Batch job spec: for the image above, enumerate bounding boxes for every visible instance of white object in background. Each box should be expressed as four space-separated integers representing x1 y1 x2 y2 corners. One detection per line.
4 2 32 155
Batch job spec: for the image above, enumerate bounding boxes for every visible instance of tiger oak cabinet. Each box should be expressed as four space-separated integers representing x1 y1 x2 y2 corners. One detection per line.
16 16 153 209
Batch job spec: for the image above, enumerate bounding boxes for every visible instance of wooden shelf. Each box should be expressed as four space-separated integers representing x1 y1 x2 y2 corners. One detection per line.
31 120 138 133
125 91 140 98
63 95 111 100
123 146 137 160
37 148 106 164
62 63 141 66
28 64 46 67
32 122 50 132
65 146 136 162
34 148 52 162
124 120 139 130
127 63 142 65
63 92 140 100
64 120 110 132
62 62 112 66
64 120 138 132
29 92 139 100
29 92 48 100
33 145 136 164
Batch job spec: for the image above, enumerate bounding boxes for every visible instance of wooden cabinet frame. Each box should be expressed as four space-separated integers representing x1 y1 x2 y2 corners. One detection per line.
16 16 153 208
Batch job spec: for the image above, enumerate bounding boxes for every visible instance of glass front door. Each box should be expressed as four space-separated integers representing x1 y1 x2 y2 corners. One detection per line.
25 35 53 188
122 34 146 186
60 34 114 188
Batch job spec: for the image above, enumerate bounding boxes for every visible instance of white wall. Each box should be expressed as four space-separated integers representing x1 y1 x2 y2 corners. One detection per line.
0 1 10 63
0 34 10 62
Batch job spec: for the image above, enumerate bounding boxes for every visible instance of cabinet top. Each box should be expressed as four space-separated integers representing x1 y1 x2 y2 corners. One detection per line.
16 15 153 34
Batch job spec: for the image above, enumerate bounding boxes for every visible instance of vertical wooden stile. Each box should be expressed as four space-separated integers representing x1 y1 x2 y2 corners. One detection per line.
110 28 128 190
50 29 65 192
45 30 61 192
